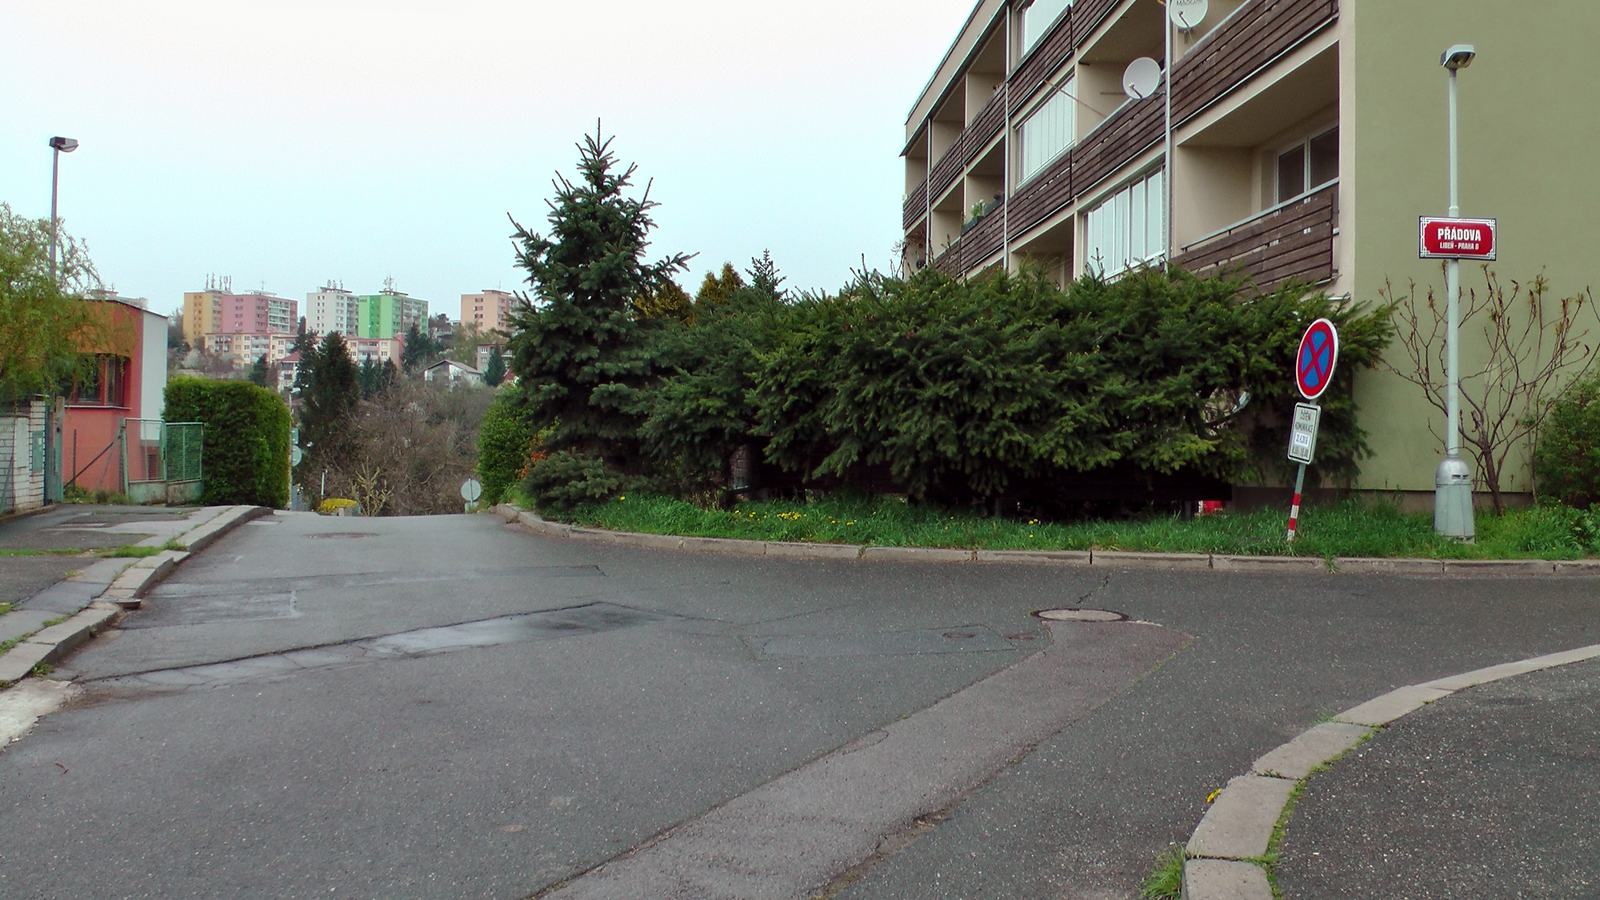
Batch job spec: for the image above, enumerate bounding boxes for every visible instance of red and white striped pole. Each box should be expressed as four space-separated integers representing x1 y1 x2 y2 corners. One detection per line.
1286 460 1307 542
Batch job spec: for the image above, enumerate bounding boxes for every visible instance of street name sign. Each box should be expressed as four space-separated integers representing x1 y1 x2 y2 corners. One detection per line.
1295 318 1340 401
1419 216 1497 260
1287 403 1321 464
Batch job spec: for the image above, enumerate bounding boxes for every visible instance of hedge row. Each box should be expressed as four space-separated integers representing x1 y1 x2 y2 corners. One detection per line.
165 376 290 507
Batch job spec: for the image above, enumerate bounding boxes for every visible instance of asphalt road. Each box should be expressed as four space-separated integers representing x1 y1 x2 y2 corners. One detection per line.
1 510 1598 900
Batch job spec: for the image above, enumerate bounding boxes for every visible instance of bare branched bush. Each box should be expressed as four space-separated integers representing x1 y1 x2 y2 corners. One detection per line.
1384 267 1599 511
325 379 496 516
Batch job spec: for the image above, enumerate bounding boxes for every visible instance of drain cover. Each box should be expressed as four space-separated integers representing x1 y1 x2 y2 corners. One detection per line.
1036 608 1127 622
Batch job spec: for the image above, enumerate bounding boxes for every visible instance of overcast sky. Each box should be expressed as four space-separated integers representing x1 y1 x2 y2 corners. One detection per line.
1 0 972 320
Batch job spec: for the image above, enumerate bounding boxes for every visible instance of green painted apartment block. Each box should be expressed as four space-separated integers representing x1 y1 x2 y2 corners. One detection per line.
355 290 429 340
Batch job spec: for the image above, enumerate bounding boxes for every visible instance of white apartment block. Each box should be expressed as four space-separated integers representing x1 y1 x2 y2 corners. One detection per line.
306 284 360 337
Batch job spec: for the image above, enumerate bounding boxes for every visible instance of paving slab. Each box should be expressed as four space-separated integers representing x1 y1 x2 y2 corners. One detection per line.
0 609 58 645
15 580 101 615
1187 774 1297 860
65 557 136 584
1093 550 1211 570
1183 859 1274 900
0 641 52 685
1251 721 1373 780
1333 684 1453 727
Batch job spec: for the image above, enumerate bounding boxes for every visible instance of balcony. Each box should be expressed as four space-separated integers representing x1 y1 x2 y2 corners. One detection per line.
1172 0 1338 125
1177 182 1337 291
903 182 928 232
933 199 1007 276
928 90 1008 203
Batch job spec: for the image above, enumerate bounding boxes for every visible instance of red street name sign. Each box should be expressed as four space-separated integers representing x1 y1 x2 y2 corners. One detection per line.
1419 216 1497 260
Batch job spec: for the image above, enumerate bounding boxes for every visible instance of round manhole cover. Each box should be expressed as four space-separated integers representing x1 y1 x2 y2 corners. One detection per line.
309 532 377 540
1036 608 1127 622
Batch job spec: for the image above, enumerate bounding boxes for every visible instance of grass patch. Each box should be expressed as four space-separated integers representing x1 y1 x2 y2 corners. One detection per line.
544 494 1597 560
0 636 22 655
40 616 68 628
0 548 84 557
1139 844 1188 899
98 544 165 558
0 603 12 616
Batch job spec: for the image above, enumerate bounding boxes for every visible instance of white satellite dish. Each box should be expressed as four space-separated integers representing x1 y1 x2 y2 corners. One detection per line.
1122 57 1162 100
1168 0 1209 30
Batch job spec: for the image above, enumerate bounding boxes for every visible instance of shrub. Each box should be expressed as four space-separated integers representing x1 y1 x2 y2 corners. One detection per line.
476 390 535 505
1536 374 1600 508
165 376 291 507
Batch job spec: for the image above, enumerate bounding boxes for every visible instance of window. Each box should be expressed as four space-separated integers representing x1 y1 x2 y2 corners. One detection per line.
1276 127 1338 203
1018 84 1075 182
70 355 129 407
1085 169 1165 277
1021 0 1071 54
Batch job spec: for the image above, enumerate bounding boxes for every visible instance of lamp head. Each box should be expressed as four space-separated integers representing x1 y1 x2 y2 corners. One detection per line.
1441 44 1476 70
49 136 79 152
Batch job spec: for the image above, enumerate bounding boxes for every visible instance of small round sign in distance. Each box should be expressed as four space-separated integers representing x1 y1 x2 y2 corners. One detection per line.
460 478 483 503
290 446 303 466
1295 318 1340 401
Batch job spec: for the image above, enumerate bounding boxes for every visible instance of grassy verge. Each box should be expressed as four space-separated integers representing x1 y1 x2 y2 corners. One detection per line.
97 539 184 558
0 548 85 557
535 493 1596 561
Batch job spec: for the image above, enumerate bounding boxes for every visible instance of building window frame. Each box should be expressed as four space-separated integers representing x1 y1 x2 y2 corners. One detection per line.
1275 125 1339 204
1017 81 1076 185
1083 167 1166 278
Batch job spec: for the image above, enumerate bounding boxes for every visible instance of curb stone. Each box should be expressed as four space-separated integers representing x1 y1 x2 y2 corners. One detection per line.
1179 642 1600 900
490 504 1600 577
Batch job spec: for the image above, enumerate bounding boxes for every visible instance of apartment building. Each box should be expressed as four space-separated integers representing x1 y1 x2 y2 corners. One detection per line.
347 337 402 367
904 0 1597 501
216 291 297 336
305 283 360 337
181 289 225 348
356 288 428 340
461 289 515 337
202 332 297 370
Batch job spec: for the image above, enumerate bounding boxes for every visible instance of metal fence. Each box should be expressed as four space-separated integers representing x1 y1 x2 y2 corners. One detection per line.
121 419 203 503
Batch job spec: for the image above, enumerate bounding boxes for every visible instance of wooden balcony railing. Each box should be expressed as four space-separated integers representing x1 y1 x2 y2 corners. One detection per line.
903 182 928 232
1178 182 1338 291
1011 16 1075 106
1009 152 1073 238
927 90 1008 203
932 199 1008 276
1068 93 1165 198
1172 0 1338 124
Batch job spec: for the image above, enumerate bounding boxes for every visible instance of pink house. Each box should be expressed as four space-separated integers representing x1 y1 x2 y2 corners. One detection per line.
63 295 169 494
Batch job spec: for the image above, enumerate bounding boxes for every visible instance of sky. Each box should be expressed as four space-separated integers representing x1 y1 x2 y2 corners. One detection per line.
0 0 973 321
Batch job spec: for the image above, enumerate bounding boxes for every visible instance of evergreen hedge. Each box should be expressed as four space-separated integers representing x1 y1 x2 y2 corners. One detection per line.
1536 374 1600 508
476 389 535 505
165 376 291 507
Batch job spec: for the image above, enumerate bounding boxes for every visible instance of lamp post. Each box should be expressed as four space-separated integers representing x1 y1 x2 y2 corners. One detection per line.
1434 45 1476 539
47 136 79 287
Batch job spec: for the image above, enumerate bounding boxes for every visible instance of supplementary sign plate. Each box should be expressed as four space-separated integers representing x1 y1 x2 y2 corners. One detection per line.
1288 403 1321 465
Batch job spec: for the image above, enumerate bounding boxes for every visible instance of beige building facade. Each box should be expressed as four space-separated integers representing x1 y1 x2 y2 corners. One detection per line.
904 0 1599 501
461 289 515 337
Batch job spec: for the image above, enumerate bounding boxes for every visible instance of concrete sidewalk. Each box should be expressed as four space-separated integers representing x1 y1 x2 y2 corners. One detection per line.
1182 647 1600 900
0 505 270 689
1273 655 1600 899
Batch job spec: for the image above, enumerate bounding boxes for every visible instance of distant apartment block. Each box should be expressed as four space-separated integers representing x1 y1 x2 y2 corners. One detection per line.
347 337 402 367
181 289 225 348
475 343 512 372
461 289 515 336
216 291 297 336
203 333 297 370
305 283 360 337
356 288 428 340
904 0 1594 502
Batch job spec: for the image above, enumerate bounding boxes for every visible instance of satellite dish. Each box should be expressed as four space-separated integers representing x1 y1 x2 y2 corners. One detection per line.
1168 0 1209 30
1122 57 1162 100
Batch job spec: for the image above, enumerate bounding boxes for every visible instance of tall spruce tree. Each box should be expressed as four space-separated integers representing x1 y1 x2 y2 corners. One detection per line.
505 128 690 509
481 346 506 387
295 331 359 483
249 353 271 388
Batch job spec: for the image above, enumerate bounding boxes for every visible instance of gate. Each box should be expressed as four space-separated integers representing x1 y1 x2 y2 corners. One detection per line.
121 419 204 504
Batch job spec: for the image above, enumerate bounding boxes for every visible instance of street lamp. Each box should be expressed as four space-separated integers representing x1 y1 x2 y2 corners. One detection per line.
1434 45 1476 540
47 136 79 287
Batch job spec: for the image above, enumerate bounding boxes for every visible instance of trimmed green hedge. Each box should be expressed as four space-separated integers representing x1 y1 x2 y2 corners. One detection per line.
165 376 290 507
476 389 535 506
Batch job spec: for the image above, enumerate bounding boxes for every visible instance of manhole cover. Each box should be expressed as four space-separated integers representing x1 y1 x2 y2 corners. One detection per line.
309 532 377 539
1036 608 1127 622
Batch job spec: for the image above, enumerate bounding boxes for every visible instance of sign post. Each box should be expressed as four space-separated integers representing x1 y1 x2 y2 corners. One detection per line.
1286 319 1339 542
